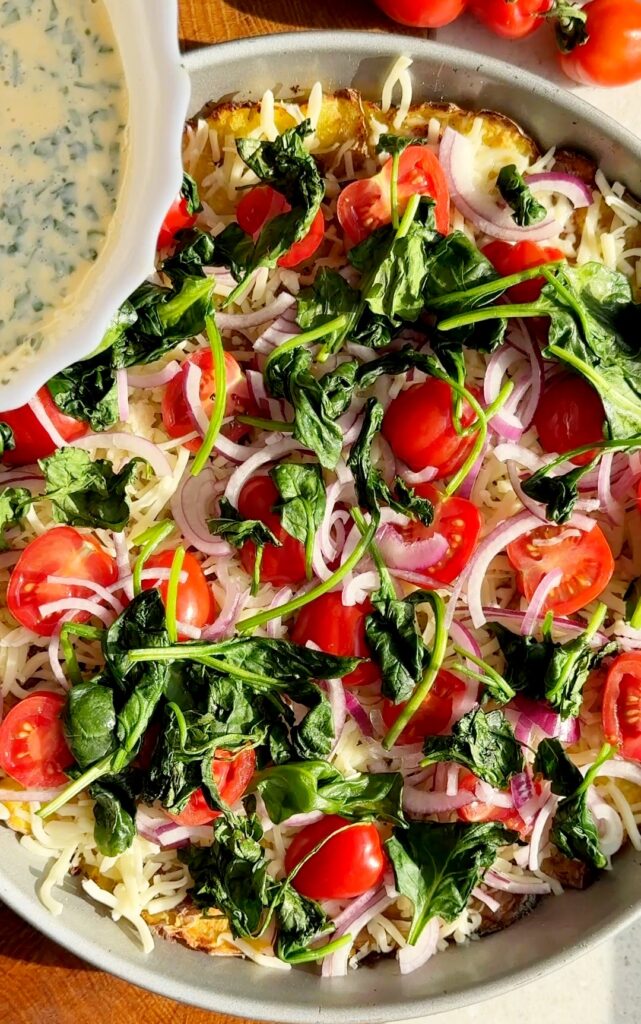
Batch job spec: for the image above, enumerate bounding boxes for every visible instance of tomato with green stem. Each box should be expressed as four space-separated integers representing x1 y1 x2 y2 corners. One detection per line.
7 527 117 637
482 240 565 304
285 815 386 899
237 476 307 587
469 0 552 38
381 669 467 744
337 146 450 245
161 349 252 452
534 374 606 467
236 185 325 268
168 748 257 826
389 483 483 585
142 549 217 633
559 0 641 88
0 692 73 788
507 523 614 617
291 593 379 687
602 653 641 762
382 379 478 479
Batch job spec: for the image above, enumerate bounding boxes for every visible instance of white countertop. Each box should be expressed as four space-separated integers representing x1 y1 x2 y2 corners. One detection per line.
392 17 641 1023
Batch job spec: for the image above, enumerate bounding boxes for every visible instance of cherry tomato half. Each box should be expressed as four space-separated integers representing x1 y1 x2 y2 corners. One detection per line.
0 692 73 788
482 240 565 304
602 653 641 762
285 815 386 900
390 483 483 585
158 175 200 249
236 185 325 268
373 0 466 28
237 476 307 586
457 772 527 835
560 0 641 88
142 550 217 633
507 523 614 618
0 387 88 468
291 593 379 687
469 0 551 39
337 146 450 246
381 669 467 744
534 374 606 468
169 747 257 826
382 378 477 479
161 349 251 452
7 527 118 637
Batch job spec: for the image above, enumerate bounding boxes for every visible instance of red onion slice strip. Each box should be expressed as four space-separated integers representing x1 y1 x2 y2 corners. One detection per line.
321 888 393 978
485 870 551 896
46 575 125 614
344 690 374 736
403 785 475 816
37 597 116 627
525 172 593 208
462 511 543 629
73 432 172 478
116 368 129 423
171 467 233 557
215 291 295 331
520 568 563 636
127 361 181 389
224 438 304 507
0 786 66 803
28 392 68 448
439 128 560 242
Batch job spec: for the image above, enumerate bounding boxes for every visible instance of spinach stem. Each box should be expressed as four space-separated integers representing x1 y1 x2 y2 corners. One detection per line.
428 260 564 310
546 603 607 707
264 315 350 371
383 592 447 749
132 520 175 597
221 268 259 310
452 644 515 702
631 596 641 632
127 647 286 691
236 415 294 432
390 151 400 231
236 509 377 632
283 933 353 965
438 303 544 331
191 315 228 476
38 753 113 819
166 546 185 644
59 632 83 687
577 742 616 796
352 507 395 600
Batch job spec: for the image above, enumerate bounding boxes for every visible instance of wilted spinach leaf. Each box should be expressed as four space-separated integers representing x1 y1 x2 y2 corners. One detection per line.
422 708 524 789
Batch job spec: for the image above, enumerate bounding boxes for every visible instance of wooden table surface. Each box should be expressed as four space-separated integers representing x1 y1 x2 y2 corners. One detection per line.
0 2 419 1022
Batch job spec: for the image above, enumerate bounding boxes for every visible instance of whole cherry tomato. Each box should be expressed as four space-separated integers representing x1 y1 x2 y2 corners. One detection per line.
285 815 386 900
142 549 217 633
237 476 307 586
236 185 325 268
0 692 73 789
158 174 200 249
0 387 88 467
469 0 552 38
291 593 379 687
373 0 466 28
534 374 605 467
382 378 477 479
559 0 641 87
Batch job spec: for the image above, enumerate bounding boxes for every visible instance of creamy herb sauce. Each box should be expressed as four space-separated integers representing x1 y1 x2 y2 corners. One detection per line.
0 0 127 362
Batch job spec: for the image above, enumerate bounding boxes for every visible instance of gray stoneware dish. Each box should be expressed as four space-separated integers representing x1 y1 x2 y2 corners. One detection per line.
2 31 641 1024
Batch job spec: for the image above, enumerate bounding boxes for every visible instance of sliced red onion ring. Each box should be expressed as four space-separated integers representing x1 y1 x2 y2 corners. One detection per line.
463 511 543 628
321 888 392 978
510 771 534 813
73 432 172 477
520 568 563 636
477 606 608 646
528 794 559 871
171 467 233 557
485 870 551 896
399 463 438 486
398 917 439 975
37 597 115 626
127 361 180 389
344 690 374 736
525 172 593 208
116 368 129 423
224 438 303 507
135 807 211 848
28 392 67 448
324 678 347 750
472 887 501 913
46 575 124 614
588 788 625 858
342 571 380 607
377 525 448 573
512 696 581 743
281 811 326 828
216 291 295 331
183 362 209 437
253 306 299 355
456 438 488 500
439 128 560 242
403 785 475 816
598 451 624 526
